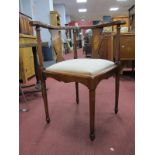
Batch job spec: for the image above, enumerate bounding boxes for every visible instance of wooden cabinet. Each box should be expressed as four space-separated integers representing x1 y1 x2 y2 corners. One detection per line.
19 34 37 83
50 11 62 56
128 5 135 32
112 16 129 32
98 32 135 71
19 12 33 35
50 11 61 26
117 33 135 60
99 32 135 61
114 33 135 70
50 11 61 38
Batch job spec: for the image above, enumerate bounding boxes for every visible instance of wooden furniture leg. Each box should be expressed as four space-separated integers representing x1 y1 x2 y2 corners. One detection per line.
32 46 40 83
115 68 120 114
89 89 95 141
35 26 50 124
132 60 135 74
75 82 79 104
19 84 29 112
41 76 50 123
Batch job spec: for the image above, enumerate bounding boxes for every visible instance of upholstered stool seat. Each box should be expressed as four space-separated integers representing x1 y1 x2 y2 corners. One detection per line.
46 58 115 77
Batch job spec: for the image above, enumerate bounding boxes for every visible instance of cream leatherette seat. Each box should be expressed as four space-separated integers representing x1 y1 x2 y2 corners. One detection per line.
46 58 115 77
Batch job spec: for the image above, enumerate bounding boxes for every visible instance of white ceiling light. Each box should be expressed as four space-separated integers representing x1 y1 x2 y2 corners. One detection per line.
77 0 87 3
78 9 87 12
109 7 119 11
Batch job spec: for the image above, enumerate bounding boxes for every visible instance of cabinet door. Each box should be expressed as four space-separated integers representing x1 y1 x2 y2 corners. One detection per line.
113 34 135 61
120 35 135 60
19 47 35 83
19 34 36 83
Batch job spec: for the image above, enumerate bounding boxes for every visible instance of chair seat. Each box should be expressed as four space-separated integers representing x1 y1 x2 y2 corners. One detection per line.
46 58 115 77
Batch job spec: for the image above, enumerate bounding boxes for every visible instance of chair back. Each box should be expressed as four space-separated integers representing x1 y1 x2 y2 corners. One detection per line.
30 20 125 72
53 37 65 62
91 28 103 58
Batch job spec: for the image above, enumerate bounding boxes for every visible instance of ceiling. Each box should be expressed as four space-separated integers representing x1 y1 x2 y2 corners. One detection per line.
53 0 135 21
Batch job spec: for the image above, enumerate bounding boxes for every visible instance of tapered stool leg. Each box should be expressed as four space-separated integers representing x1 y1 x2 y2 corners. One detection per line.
115 69 120 114
75 82 79 104
35 26 50 123
41 78 50 123
89 89 95 141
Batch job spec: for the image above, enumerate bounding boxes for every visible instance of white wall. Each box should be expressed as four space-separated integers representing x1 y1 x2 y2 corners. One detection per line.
20 0 32 17
66 15 71 24
49 0 54 11
19 0 23 13
20 0 54 43
32 0 51 43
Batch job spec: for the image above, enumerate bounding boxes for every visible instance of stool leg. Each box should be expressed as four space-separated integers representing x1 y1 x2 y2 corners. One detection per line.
19 84 29 112
41 79 50 123
89 89 95 141
115 69 120 114
75 82 79 104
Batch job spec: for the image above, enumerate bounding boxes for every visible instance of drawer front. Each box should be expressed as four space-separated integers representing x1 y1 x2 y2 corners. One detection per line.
19 37 37 44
